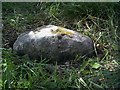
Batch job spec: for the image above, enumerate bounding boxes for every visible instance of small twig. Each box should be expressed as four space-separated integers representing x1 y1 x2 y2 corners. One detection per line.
85 21 91 30
51 14 63 23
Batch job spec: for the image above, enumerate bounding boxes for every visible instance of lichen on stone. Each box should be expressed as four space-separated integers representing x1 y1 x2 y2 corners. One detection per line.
51 26 74 35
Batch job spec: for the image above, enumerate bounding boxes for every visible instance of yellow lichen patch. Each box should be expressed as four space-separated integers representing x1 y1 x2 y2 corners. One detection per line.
51 26 74 35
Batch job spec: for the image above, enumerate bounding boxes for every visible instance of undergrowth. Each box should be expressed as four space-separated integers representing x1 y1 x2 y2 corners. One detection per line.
1 2 120 89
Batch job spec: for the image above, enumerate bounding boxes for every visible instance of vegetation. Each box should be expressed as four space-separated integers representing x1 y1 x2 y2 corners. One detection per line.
1 2 120 89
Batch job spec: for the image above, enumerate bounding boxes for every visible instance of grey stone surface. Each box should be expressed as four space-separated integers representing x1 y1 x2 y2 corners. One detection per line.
13 25 94 63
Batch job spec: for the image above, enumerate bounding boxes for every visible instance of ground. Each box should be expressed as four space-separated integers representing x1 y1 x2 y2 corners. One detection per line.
1 2 120 89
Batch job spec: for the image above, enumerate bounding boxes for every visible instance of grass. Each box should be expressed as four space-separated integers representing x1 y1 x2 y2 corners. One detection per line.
1 2 120 89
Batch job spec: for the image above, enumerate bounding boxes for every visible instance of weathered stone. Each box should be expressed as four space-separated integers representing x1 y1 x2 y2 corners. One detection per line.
13 25 94 63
